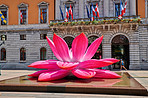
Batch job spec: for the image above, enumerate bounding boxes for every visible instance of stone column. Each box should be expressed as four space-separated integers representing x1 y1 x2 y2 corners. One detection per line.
145 0 148 18
130 0 136 16
79 0 84 18
103 0 109 17
55 0 61 20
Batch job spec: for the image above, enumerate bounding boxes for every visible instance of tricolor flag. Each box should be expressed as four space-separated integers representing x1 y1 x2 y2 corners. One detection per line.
120 0 124 15
40 9 44 22
118 0 123 19
114 1 119 16
95 3 99 18
123 0 127 15
65 5 69 19
20 10 23 23
90 4 94 21
59 6 64 20
0 11 7 24
69 4 73 20
91 17 94 21
118 0 127 19
91 3 96 16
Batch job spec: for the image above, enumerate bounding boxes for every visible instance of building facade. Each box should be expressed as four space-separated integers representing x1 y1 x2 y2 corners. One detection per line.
52 0 148 69
0 0 148 70
0 0 54 69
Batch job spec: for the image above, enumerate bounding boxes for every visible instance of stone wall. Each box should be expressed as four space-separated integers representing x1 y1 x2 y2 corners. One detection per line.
139 24 148 69
0 24 53 69
55 0 133 20
51 22 145 69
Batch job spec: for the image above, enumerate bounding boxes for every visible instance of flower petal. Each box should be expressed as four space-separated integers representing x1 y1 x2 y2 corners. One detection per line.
100 58 120 63
28 60 60 69
83 36 103 61
53 34 71 62
72 69 96 79
79 58 119 69
91 69 121 79
38 70 69 81
57 61 78 70
28 69 59 77
72 33 88 62
46 36 63 61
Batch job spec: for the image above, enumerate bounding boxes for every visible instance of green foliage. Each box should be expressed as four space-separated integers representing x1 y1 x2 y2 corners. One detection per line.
49 18 140 26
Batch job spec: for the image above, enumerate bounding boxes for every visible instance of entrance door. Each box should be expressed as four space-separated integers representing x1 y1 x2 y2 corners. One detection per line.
111 35 129 69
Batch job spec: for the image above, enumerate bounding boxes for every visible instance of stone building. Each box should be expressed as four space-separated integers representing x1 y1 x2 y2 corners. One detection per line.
52 0 148 69
0 0 54 69
0 0 148 70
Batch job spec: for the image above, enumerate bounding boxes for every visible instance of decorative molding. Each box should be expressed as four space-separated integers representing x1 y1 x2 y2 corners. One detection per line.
87 0 101 4
18 3 28 8
0 4 8 9
38 1 49 7
64 0 76 4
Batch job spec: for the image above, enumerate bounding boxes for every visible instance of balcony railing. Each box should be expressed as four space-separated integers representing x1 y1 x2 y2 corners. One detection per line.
50 15 141 26
50 15 140 23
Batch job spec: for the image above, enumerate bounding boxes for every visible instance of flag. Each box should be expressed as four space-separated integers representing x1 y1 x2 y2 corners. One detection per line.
123 0 127 15
120 0 123 15
118 0 127 19
64 18 68 22
95 3 99 17
114 1 119 16
65 5 69 19
91 17 94 21
118 0 124 19
91 3 96 16
86 5 90 19
40 9 44 22
69 4 73 20
20 10 23 23
118 15 122 19
90 5 94 21
59 6 64 20
0 11 7 24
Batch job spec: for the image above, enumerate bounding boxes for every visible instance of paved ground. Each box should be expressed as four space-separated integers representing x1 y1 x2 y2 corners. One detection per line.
0 70 148 98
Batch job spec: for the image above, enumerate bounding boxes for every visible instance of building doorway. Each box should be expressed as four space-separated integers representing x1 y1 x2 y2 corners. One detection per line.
111 35 129 69
88 36 102 59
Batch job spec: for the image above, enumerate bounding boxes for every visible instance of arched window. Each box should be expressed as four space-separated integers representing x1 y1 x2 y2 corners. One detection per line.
88 36 102 59
1 48 6 61
40 47 46 60
63 36 74 49
20 47 26 61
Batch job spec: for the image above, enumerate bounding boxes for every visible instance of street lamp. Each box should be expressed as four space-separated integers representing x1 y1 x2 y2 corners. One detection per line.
0 35 5 46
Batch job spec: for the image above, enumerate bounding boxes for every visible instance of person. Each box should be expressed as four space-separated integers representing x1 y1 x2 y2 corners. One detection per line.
120 59 127 70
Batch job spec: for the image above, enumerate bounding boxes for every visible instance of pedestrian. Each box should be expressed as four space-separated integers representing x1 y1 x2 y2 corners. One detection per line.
120 59 127 70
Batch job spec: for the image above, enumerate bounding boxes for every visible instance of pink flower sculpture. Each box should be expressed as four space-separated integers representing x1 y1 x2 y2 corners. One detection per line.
28 33 121 81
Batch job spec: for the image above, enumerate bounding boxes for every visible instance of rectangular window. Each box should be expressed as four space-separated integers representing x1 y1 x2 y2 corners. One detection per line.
1 35 7 41
20 9 26 24
40 8 47 23
1 11 7 25
40 34 47 40
20 34 26 40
